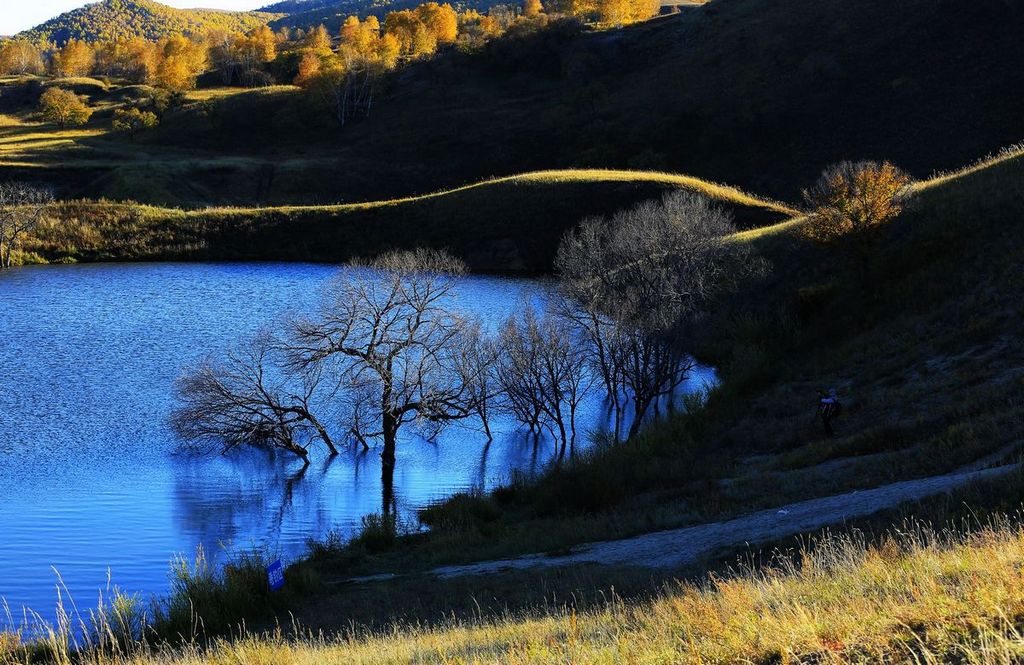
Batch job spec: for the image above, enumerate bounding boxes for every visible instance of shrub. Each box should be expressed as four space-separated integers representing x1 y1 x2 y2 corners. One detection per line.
350 513 401 553
306 529 347 559
419 488 502 533
802 161 912 277
151 547 274 642
112 107 159 141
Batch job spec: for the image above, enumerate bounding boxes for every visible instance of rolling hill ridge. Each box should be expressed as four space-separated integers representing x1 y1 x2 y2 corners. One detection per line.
18 0 281 45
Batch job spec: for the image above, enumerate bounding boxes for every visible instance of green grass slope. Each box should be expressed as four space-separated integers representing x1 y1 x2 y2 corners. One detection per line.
18 0 281 45
21 168 794 271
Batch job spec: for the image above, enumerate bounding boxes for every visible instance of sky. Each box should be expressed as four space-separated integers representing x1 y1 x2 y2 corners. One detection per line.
1 0 262 36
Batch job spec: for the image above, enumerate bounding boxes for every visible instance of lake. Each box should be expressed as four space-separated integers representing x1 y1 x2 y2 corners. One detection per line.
0 263 715 625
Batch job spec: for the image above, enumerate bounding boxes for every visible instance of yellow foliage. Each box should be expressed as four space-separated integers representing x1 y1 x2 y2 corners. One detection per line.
92 37 158 82
595 0 659 24
410 22 438 57
155 36 207 92
417 2 459 44
802 161 913 245
245 25 278 65
52 39 95 78
38 87 93 129
376 34 402 69
0 40 45 76
384 10 422 54
123 37 159 83
293 51 323 87
340 16 381 56
305 24 333 54
524 0 545 18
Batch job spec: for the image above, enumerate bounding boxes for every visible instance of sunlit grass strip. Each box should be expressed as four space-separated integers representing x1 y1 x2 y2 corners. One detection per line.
5 521 1024 663
0 130 104 143
192 169 797 218
184 86 300 102
919 142 1024 192
729 213 809 243
729 142 1024 244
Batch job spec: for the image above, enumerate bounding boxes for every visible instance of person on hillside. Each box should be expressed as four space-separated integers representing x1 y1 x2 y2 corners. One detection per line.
817 388 842 438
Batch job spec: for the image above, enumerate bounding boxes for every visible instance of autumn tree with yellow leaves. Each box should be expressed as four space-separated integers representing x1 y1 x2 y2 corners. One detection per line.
155 35 208 92
0 40 45 76
39 87 93 129
92 37 158 82
209 26 277 86
803 161 913 279
417 3 459 45
52 39 95 78
297 15 403 126
551 0 657 24
305 24 334 54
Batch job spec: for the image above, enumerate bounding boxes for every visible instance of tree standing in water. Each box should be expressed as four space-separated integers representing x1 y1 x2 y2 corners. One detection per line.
285 249 481 512
556 191 763 440
171 331 338 467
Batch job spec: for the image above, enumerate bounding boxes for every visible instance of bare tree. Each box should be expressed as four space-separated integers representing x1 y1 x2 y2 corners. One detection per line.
171 332 338 467
453 322 502 442
0 182 53 269
497 304 591 458
556 191 763 440
285 249 481 510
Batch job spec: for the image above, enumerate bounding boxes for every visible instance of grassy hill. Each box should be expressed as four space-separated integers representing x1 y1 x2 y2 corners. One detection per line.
18 169 795 271
18 0 281 45
25 522 1024 664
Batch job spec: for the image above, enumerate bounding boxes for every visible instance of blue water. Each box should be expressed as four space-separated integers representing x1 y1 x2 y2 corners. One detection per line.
0 262 715 625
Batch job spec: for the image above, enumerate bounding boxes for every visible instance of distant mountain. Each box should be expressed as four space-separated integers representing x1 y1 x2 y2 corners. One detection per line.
19 0 282 45
263 0 506 31
258 0 344 12
266 0 419 31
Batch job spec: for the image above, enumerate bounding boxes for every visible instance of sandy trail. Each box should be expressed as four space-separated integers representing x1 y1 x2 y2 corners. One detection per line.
348 463 1017 583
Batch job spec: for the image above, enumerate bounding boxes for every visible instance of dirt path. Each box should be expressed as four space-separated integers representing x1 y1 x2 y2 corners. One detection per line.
352 463 1017 583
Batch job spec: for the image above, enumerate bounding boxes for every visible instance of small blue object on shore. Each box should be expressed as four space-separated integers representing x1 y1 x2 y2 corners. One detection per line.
267 559 285 592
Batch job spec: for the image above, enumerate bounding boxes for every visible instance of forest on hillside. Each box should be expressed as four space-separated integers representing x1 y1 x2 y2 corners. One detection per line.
18 0 279 46
1 0 659 135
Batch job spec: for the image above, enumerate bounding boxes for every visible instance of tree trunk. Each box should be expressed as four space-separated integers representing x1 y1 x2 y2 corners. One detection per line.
380 411 398 513
628 395 654 439
306 412 338 455
480 404 493 442
287 442 311 467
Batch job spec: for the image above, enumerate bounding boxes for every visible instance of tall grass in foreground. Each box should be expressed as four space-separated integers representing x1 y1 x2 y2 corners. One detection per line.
6 518 1024 663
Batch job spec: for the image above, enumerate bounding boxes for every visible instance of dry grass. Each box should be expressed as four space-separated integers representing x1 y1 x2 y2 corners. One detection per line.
918 143 1024 192
199 168 795 217
183 86 299 103
5 522 1024 664
730 141 1024 245
12 167 794 271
